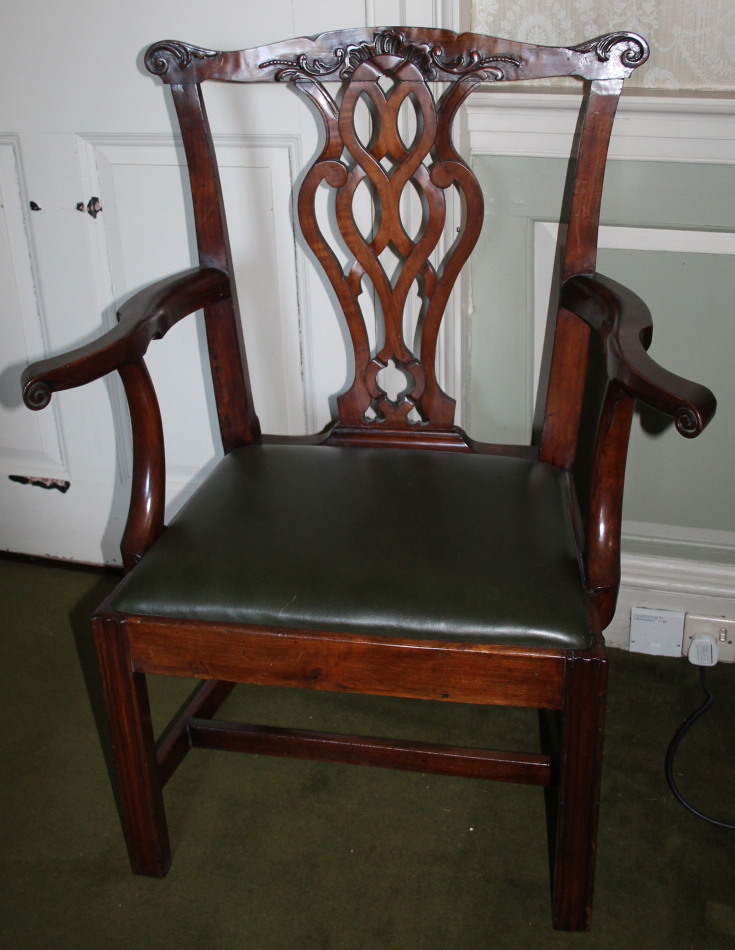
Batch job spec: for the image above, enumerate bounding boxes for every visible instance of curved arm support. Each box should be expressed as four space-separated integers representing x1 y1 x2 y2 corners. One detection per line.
583 381 635 628
561 273 716 437
22 266 231 410
561 273 717 627
118 360 166 570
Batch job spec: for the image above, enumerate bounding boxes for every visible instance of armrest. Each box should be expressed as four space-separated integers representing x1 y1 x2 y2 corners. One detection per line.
561 273 716 437
22 266 231 410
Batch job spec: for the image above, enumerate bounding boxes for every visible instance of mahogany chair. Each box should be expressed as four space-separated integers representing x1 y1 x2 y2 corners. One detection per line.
22 27 716 931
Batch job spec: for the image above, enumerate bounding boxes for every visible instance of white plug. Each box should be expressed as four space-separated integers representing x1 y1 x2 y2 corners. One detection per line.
688 635 719 667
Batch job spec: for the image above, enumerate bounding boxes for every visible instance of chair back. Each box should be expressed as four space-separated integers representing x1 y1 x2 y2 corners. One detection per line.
146 28 649 450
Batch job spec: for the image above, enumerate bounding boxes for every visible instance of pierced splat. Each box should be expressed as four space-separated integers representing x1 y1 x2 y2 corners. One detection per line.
295 48 484 432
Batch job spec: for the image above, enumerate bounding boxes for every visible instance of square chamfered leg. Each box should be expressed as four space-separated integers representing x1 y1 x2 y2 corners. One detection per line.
92 613 171 877
551 648 608 931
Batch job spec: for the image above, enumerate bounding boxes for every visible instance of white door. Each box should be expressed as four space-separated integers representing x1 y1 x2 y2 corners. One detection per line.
0 0 464 564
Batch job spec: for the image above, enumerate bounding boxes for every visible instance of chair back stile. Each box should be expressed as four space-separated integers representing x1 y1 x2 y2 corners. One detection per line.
169 81 261 451
539 80 625 473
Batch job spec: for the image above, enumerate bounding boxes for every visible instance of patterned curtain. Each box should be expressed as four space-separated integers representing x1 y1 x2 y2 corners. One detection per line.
471 0 735 90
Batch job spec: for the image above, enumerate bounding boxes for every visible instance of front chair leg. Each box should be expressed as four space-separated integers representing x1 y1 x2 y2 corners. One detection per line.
92 614 171 877
552 650 608 931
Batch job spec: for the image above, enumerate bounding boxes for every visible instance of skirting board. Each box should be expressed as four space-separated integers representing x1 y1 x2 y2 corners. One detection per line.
606 553 735 651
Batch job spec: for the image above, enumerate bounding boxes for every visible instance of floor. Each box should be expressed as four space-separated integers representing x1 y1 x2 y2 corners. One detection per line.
1 557 734 949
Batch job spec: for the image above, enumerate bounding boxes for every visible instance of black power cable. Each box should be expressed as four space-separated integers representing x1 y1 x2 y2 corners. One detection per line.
664 666 735 830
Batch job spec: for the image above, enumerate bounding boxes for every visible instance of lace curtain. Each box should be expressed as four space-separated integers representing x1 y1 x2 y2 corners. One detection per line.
471 0 735 90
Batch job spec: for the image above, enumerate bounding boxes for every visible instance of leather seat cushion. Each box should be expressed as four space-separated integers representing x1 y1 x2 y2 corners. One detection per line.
110 444 593 649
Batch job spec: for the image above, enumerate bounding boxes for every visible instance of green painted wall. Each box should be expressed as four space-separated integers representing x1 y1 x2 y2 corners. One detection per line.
470 156 735 550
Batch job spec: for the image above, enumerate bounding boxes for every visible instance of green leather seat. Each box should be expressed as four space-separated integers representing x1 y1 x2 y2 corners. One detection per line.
111 444 592 650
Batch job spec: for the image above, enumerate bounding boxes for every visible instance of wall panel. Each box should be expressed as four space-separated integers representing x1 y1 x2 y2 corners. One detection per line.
467 91 735 643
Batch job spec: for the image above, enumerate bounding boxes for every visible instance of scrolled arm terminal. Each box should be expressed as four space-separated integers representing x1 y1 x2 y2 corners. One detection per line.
561 273 716 437
21 266 231 411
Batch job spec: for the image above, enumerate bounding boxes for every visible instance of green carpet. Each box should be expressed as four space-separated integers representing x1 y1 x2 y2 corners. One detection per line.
1 557 734 949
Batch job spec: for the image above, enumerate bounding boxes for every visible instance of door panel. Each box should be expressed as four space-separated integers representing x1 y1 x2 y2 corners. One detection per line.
0 141 65 478
0 0 460 562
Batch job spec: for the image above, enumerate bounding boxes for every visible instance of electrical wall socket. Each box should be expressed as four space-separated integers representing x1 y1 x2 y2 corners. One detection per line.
682 614 735 664
629 607 684 657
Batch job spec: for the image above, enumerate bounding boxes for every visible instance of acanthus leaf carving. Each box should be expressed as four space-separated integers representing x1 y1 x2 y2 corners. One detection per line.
258 50 347 83
145 41 219 77
260 29 522 83
431 49 522 81
570 32 649 70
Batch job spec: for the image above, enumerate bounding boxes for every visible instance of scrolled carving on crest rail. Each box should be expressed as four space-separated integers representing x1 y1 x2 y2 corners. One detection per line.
259 50 348 83
260 29 522 83
431 49 521 81
343 30 435 79
570 32 649 69
145 41 219 76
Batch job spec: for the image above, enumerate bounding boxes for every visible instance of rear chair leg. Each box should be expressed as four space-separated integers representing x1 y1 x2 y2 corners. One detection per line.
92 614 171 877
551 650 608 931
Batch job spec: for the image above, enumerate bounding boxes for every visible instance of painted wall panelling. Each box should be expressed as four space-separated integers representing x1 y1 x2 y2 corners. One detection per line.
467 89 735 645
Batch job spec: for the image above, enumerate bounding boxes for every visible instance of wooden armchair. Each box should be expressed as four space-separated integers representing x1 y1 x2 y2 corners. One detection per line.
22 27 715 931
